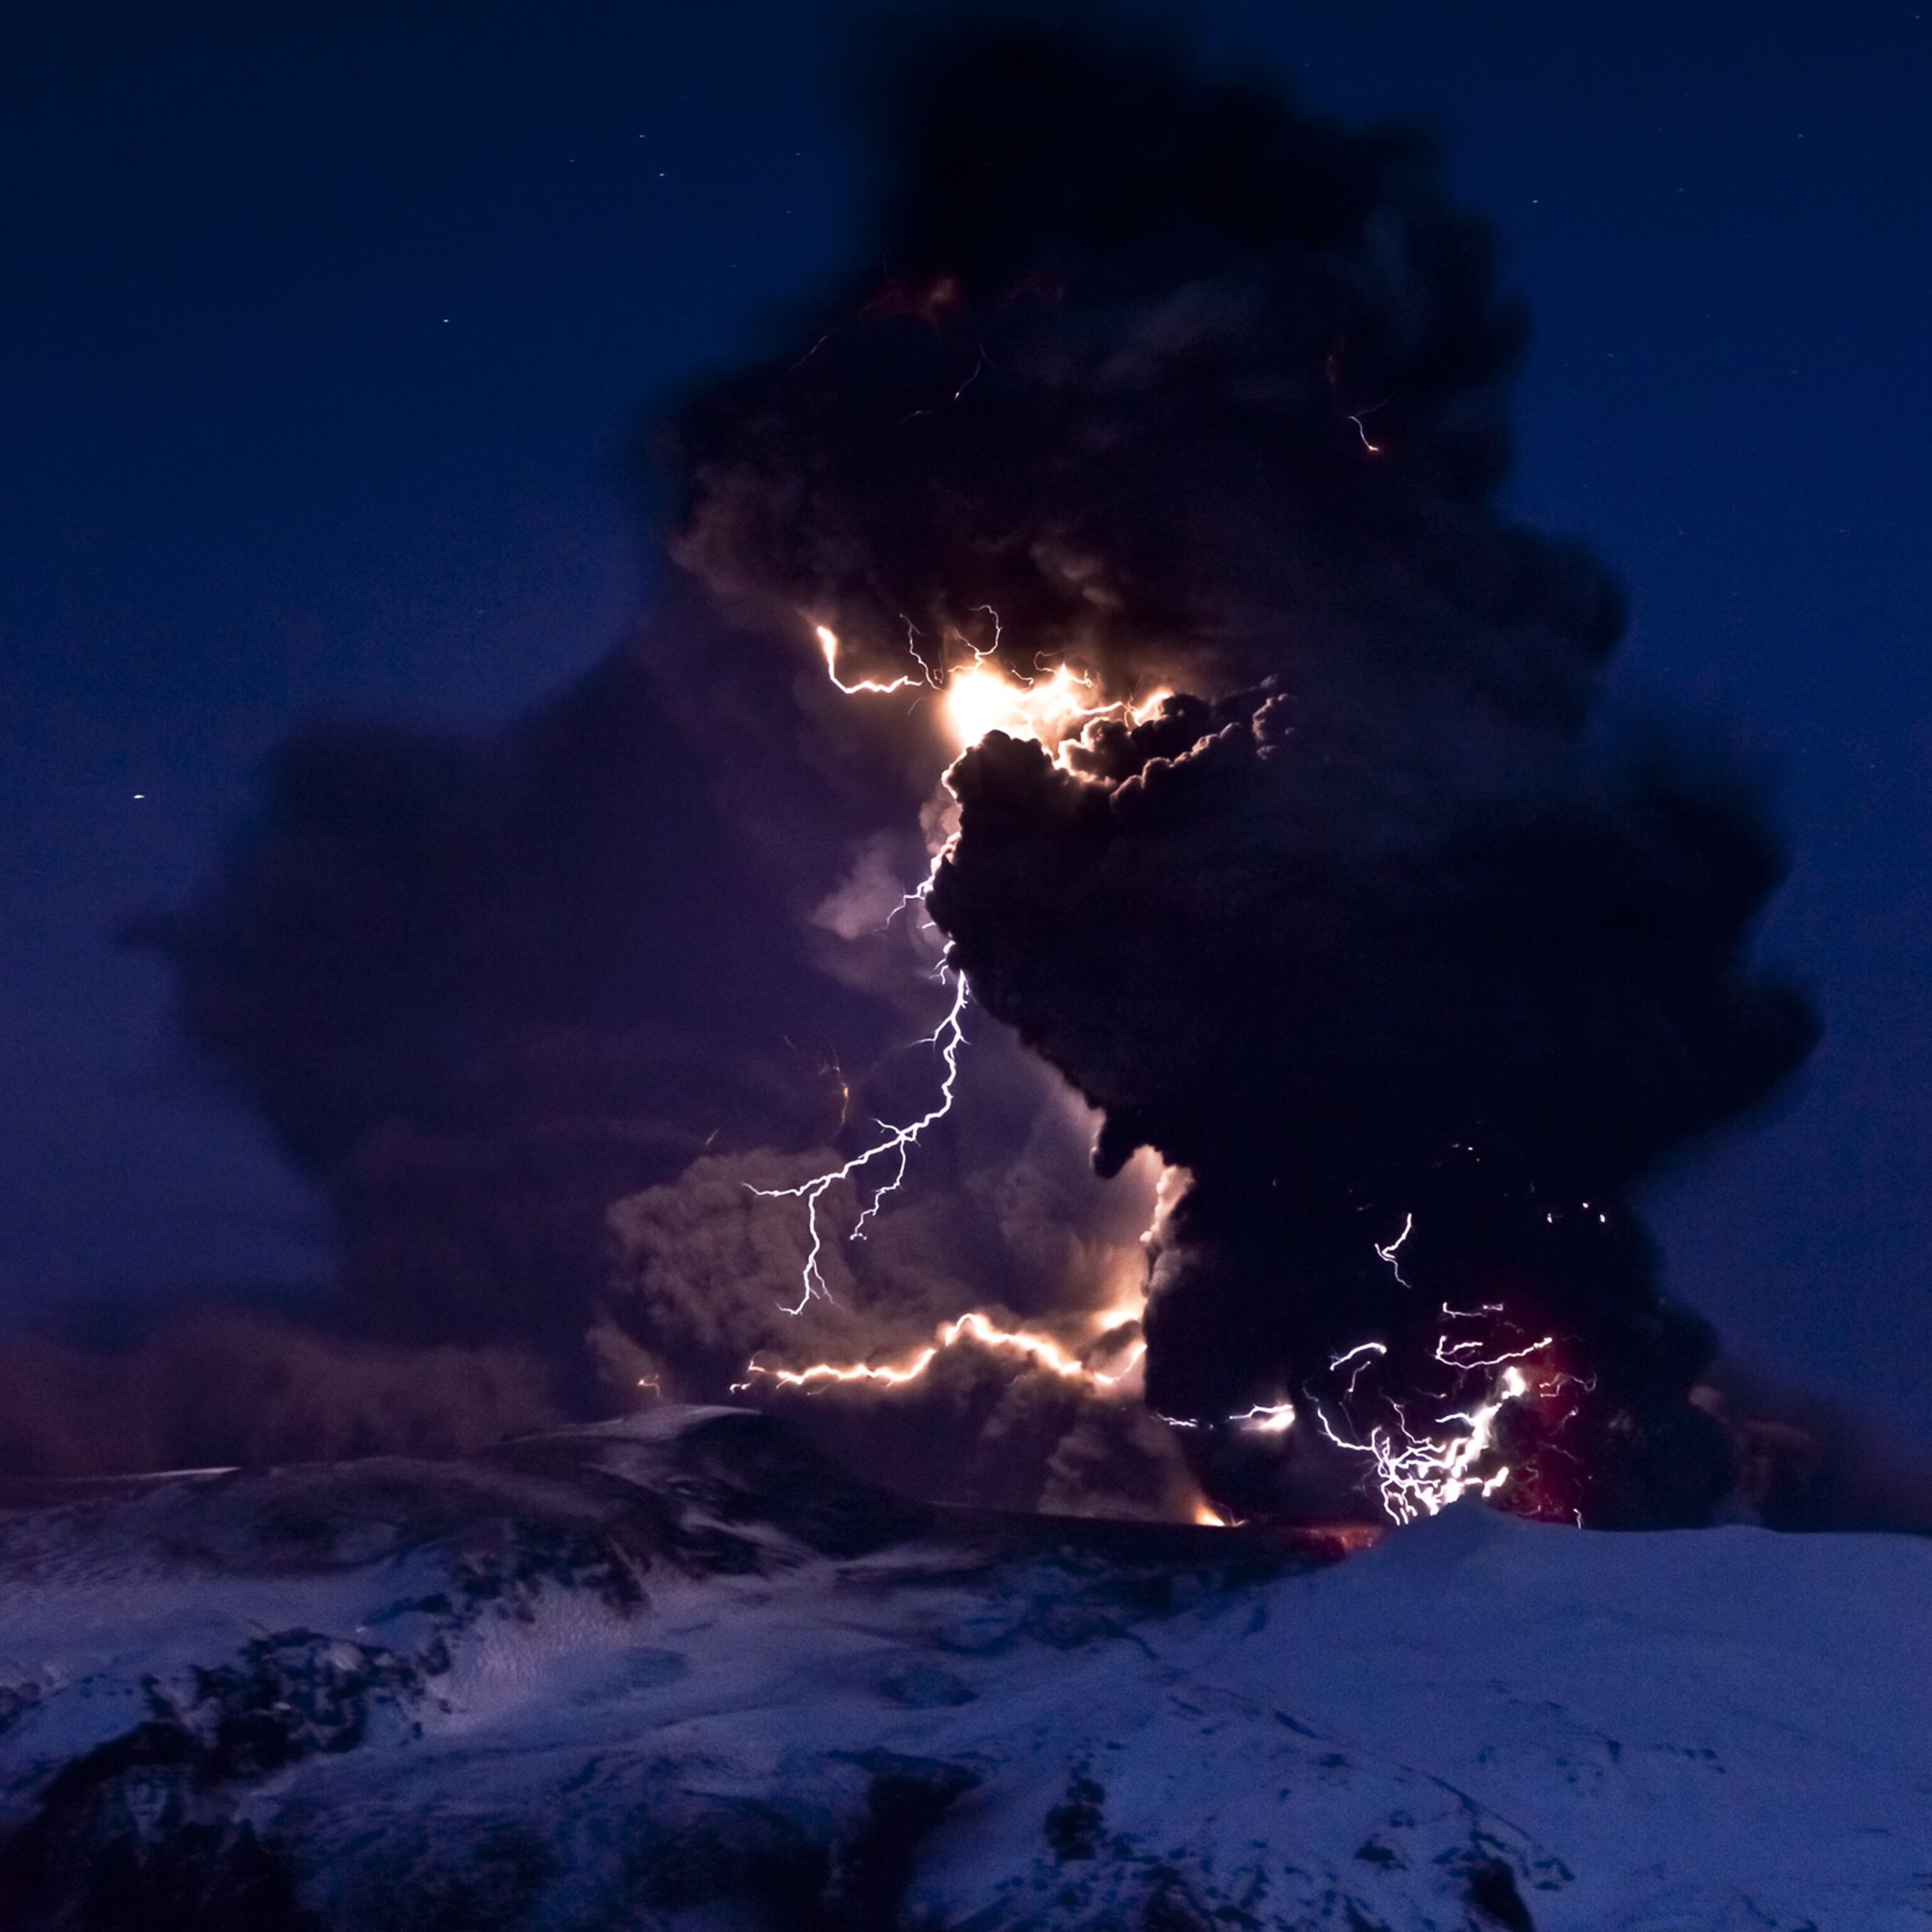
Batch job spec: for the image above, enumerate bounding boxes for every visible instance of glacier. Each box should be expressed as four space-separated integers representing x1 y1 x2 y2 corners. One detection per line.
0 1406 1926 1930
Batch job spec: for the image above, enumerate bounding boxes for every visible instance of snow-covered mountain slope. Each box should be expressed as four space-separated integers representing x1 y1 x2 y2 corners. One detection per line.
0 1407 1926 1931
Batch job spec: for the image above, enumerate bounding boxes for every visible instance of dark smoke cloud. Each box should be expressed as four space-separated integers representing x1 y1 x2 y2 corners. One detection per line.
933 704 1810 1524
68 8 1837 1528
666 11 1818 1525
0 1314 559 1480
589 1031 1192 1516
1702 1362 1932 1537
108 452 1160 1502
131 650 888 1380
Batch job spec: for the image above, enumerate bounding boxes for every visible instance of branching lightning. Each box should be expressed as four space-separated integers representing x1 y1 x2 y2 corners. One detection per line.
1307 1313 1562 1526
795 613 1587 1531
760 616 1178 1316
809 618 1171 762
751 970 970 1313
1313 1364 1526 1526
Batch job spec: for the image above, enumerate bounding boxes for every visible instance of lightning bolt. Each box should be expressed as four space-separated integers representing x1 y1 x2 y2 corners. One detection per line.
1312 1365 1525 1526
750 971 970 1313
1374 1213 1414 1287
1307 1314 1566 1526
736 1308 1146 1394
1328 1338 1388 1394
1345 393 1391 455
814 623 933 696
767 611 1174 1316
1228 1400 1296 1435
1433 1326 1554 1372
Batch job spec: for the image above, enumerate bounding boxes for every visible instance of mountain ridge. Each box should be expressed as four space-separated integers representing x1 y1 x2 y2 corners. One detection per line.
0 1406 1925 1929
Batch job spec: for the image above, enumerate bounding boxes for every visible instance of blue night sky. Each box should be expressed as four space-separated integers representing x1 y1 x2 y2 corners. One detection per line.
3 1 1929 1443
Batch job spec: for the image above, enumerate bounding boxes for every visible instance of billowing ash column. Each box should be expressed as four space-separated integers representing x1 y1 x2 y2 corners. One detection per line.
669 14 1818 1526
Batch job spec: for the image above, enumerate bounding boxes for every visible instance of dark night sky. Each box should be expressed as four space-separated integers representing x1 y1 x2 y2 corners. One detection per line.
3 2 1929 1443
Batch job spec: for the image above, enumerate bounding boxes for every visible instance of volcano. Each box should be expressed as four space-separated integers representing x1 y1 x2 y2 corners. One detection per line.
0 1408 1925 1929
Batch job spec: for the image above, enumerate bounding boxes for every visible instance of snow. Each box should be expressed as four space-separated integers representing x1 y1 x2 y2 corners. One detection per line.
1 1408 1927 1929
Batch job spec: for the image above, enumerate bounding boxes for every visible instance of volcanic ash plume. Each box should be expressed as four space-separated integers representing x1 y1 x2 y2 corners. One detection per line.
109 10 1821 1528
667 13 1818 1526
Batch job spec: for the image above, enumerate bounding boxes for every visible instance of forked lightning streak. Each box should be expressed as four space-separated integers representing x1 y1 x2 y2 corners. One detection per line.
750 972 970 1314
759 614 1172 1316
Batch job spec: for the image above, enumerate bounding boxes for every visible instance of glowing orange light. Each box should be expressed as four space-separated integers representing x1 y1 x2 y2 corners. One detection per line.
942 660 1092 750
1229 1401 1296 1435
736 1307 1145 1397
806 614 1172 758
816 625 921 696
